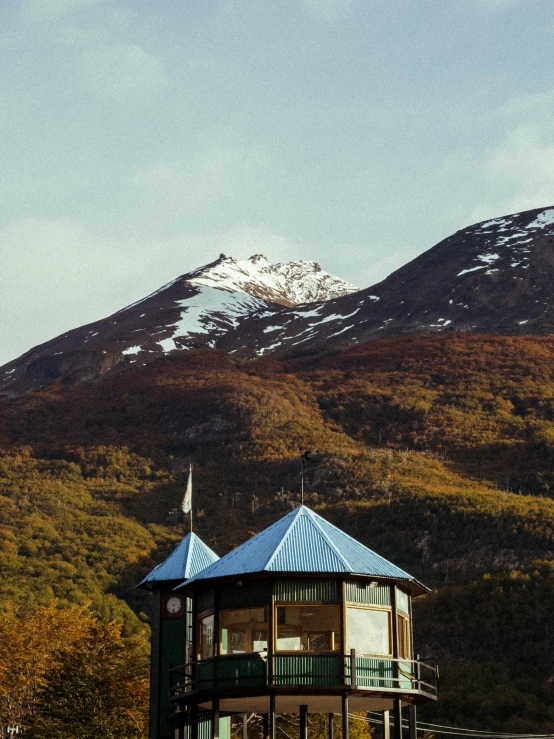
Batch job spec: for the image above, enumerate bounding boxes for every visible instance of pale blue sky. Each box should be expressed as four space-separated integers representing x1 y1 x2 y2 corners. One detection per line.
2 0 554 364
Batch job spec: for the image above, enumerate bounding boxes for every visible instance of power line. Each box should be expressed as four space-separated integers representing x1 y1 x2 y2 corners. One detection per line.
340 712 554 739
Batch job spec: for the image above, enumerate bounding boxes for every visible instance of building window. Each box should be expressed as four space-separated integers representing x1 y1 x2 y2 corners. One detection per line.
275 605 341 652
197 613 214 660
397 613 411 659
220 607 269 654
346 606 392 656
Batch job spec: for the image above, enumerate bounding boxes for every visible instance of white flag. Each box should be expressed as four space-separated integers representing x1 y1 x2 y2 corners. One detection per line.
182 466 192 514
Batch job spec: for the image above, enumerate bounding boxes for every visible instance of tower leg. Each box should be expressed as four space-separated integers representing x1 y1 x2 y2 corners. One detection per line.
300 705 308 739
191 705 198 739
242 714 248 739
393 699 402 739
341 694 349 739
263 714 269 739
328 713 334 739
382 711 390 739
211 699 220 739
269 694 276 739
408 705 417 739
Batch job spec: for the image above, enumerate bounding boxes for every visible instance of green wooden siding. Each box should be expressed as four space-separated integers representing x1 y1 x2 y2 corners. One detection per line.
216 655 266 689
348 657 395 689
159 618 186 738
149 592 161 739
345 580 391 606
273 655 343 686
274 578 340 603
197 716 231 739
197 588 214 614
219 580 270 609
197 660 215 692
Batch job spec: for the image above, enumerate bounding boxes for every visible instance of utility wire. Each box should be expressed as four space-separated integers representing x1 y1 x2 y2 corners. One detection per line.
365 712 554 736
340 712 554 739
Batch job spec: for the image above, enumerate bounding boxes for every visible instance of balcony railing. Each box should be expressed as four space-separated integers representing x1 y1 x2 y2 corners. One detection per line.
169 651 438 702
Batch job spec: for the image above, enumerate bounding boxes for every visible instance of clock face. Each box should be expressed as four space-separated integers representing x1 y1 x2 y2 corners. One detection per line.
166 596 183 615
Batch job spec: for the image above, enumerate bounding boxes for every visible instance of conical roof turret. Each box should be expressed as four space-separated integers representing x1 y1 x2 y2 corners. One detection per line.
177 506 427 594
138 532 219 590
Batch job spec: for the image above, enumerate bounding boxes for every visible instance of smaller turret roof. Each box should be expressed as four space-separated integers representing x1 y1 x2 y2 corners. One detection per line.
177 506 426 592
137 532 219 590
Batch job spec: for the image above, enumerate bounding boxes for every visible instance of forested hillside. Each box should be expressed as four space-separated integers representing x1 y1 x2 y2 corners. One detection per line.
2 334 554 732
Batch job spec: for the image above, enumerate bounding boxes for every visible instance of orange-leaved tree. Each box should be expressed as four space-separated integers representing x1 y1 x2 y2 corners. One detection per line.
0 602 149 739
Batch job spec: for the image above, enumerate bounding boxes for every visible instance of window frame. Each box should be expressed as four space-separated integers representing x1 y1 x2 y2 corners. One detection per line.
273 602 342 654
218 605 269 656
397 612 411 660
196 611 215 661
345 604 393 657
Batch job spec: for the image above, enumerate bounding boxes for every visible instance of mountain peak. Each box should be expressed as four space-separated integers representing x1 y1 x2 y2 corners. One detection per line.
185 254 357 307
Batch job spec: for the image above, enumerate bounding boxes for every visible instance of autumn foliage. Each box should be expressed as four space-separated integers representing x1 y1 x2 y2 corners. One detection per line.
3 335 554 730
0 602 149 738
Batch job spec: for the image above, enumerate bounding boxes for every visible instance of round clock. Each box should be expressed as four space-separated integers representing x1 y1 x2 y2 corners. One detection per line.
166 596 183 615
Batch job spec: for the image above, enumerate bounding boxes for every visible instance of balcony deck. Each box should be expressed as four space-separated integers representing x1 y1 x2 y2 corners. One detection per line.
170 651 438 710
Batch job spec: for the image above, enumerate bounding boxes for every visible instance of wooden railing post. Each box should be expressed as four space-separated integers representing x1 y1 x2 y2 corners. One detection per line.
350 649 357 689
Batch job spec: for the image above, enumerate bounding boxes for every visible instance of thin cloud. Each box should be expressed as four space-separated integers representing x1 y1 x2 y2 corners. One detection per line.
302 0 355 19
78 43 170 99
0 218 307 366
469 124 554 222
23 0 105 18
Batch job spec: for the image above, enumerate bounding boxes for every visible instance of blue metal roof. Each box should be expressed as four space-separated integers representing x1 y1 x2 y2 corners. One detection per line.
138 533 219 589
177 506 420 588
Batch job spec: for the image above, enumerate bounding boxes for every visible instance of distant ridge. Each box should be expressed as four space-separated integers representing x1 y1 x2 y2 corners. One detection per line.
4 205 554 396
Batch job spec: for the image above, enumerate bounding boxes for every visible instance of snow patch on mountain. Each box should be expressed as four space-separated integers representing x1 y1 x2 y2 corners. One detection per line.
187 254 358 306
158 287 269 352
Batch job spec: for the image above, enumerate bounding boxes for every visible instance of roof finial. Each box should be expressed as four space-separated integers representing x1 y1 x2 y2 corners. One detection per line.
300 450 312 506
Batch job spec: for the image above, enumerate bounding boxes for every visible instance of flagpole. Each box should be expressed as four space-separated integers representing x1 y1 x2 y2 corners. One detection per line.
301 455 304 505
189 464 193 533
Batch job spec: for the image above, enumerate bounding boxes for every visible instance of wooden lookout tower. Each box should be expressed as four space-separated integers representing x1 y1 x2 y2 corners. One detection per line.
141 506 438 739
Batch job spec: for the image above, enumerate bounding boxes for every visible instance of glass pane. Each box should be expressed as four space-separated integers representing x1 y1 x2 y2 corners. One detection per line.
396 588 410 615
197 614 214 660
219 607 268 654
275 605 340 652
346 607 391 656
398 615 411 659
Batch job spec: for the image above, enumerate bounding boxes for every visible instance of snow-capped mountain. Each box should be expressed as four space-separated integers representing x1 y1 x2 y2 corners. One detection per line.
4 205 554 396
184 254 357 305
228 205 554 355
0 255 357 395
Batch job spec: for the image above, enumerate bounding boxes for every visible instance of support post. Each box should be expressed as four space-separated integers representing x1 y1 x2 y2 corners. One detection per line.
382 711 390 739
341 694 349 739
191 704 198 739
211 699 220 739
269 694 276 739
393 699 402 739
408 705 417 739
300 704 308 739
391 585 400 689
328 713 334 739
242 714 248 739
263 714 269 739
